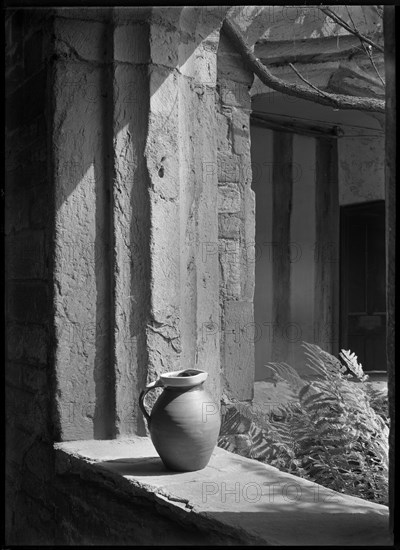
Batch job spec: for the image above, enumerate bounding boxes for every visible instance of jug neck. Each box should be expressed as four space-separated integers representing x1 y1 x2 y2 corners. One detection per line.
164 382 205 392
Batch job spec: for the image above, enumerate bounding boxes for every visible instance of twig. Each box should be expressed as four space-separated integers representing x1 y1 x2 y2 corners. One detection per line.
288 63 333 100
319 7 384 53
345 6 385 86
222 18 385 114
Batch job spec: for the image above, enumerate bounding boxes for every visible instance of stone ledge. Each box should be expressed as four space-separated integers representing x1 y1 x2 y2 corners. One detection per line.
55 437 391 546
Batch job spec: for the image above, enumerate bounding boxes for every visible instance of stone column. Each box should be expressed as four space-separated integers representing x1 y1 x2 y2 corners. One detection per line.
52 7 227 439
145 7 227 407
216 27 255 401
52 9 116 440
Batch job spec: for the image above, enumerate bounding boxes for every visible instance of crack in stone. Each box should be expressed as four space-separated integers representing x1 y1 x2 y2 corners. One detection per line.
156 489 195 510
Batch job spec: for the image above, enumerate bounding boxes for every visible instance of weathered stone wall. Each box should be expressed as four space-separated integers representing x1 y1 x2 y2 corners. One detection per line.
5 7 233 542
52 11 117 441
145 7 225 407
5 5 393 544
51 7 227 439
51 8 156 440
5 8 56 543
216 31 255 401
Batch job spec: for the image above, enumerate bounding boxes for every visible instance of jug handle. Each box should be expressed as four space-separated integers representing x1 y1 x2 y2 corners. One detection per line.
139 379 163 424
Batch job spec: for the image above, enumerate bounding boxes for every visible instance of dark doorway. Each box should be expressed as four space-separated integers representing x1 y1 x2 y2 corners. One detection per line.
340 201 386 372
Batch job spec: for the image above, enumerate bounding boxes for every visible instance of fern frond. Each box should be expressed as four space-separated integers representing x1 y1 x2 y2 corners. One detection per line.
340 349 369 381
266 361 306 392
222 341 388 505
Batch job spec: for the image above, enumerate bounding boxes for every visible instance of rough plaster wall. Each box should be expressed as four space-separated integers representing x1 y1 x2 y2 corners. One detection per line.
5 9 55 543
338 134 385 205
217 32 255 401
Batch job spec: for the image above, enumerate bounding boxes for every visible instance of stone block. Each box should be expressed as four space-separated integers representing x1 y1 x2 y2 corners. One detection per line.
54 18 107 62
54 7 112 22
218 213 241 239
218 152 242 183
24 440 53 480
6 385 50 437
215 111 231 154
7 282 48 324
24 29 43 78
219 239 241 299
8 11 24 65
151 24 179 68
22 365 48 394
5 185 30 234
218 185 241 213
5 177 48 236
30 185 50 228
113 7 152 25
217 33 253 85
6 424 36 466
7 324 48 365
241 186 256 302
5 146 47 189
179 34 219 83
6 231 46 280
218 79 252 110
5 62 24 97
7 115 46 160
223 300 255 401
232 108 251 156
6 68 47 132
114 23 150 63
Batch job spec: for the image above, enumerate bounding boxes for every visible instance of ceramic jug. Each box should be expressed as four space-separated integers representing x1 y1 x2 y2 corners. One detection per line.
139 369 221 471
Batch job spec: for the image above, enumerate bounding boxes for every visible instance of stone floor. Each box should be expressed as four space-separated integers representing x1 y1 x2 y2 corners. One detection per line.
56 437 391 546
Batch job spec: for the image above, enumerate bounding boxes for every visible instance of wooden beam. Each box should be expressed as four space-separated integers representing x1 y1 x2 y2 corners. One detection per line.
272 131 293 362
314 139 339 356
251 112 340 138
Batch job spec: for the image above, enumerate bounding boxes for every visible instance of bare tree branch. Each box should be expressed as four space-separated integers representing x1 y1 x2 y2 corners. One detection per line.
222 18 385 114
288 63 333 100
344 6 385 85
319 7 384 53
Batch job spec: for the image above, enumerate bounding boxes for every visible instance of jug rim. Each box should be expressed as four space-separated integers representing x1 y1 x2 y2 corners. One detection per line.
160 369 208 387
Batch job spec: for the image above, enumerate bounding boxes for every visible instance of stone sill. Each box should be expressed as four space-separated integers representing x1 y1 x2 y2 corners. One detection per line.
55 437 391 546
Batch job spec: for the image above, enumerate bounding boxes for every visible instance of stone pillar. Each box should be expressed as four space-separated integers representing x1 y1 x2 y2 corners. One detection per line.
52 10 116 440
145 7 227 406
52 7 227 439
216 29 255 401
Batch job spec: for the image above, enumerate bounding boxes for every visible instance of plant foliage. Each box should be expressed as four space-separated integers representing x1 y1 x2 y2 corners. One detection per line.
218 342 389 505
